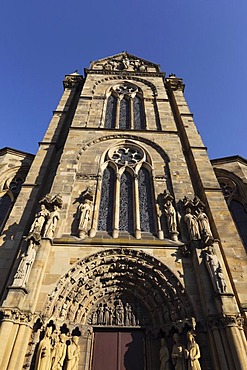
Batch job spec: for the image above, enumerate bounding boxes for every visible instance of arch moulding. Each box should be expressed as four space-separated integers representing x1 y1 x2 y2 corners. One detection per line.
42 248 195 335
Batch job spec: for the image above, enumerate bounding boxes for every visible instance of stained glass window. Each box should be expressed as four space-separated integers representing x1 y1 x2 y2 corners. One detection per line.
229 200 247 251
119 171 134 232
119 98 130 129
0 194 12 230
105 95 117 129
138 167 155 232
98 167 115 231
133 96 145 130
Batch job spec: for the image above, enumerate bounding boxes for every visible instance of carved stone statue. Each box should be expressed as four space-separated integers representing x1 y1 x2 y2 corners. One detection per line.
171 333 186 370
12 240 36 287
185 332 201 370
216 266 227 293
159 338 171 370
77 199 92 239
43 205 60 240
28 204 50 242
205 247 227 293
164 199 177 233
51 333 67 370
35 326 53 370
184 208 201 242
65 336 80 370
196 207 213 245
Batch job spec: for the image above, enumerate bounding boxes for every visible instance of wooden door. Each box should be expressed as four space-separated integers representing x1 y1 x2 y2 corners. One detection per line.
92 330 145 370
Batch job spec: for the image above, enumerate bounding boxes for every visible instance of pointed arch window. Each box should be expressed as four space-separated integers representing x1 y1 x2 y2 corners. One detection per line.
105 95 117 129
218 176 247 251
229 200 247 249
96 144 155 239
97 166 115 232
104 83 145 130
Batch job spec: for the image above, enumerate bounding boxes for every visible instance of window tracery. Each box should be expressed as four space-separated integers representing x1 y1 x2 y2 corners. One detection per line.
97 143 155 238
104 83 146 130
97 166 115 232
218 175 247 251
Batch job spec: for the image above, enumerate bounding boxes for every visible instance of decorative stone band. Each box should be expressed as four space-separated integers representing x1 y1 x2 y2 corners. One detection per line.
0 307 35 327
207 314 245 330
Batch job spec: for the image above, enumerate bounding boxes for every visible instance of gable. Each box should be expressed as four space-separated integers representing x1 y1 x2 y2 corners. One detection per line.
89 52 161 73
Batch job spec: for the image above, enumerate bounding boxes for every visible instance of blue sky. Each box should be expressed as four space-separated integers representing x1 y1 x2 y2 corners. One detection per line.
1 1 246 159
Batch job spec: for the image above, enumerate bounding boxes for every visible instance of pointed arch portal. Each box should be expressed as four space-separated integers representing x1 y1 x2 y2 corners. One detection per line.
41 249 195 370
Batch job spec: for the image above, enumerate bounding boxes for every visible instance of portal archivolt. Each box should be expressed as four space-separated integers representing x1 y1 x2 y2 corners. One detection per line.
43 249 194 335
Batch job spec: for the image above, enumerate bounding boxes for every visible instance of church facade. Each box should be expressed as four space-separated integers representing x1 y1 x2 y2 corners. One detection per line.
0 53 246 370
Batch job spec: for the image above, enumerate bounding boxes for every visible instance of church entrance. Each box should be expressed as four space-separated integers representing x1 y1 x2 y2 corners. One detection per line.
91 329 145 370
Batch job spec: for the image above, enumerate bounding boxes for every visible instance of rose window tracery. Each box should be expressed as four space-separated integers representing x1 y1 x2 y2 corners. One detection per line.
113 84 138 96
109 146 144 167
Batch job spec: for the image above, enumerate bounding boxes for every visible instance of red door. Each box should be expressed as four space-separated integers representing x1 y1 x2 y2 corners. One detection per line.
92 330 145 370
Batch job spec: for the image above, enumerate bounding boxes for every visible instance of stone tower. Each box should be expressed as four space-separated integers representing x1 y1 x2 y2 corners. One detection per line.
0 53 246 370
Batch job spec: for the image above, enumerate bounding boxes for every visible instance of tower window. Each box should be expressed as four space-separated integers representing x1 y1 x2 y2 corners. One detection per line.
104 83 145 130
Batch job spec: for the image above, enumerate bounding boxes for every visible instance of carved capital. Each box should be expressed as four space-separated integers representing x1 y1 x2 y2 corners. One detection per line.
207 314 244 329
0 307 35 326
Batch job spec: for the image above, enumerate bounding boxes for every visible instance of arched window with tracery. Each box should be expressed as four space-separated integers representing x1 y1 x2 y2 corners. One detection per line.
97 166 115 232
96 143 155 239
218 176 247 251
104 83 145 130
0 176 25 232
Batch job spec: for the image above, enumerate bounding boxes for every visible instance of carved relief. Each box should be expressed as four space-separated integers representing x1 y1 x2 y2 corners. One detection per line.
95 55 150 72
43 249 194 336
207 314 244 330
89 297 147 327
182 196 214 247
